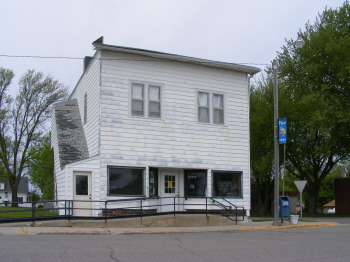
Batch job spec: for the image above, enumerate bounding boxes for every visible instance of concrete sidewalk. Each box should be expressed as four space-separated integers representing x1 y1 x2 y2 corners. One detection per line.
0 216 338 235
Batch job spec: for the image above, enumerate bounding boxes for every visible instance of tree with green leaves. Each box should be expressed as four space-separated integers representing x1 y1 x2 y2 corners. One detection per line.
250 73 275 214
27 133 54 200
318 162 349 206
0 68 68 207
277 2 350 214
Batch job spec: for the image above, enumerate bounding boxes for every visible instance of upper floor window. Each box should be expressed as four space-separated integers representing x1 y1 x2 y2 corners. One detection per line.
198 92 210 123
131 84 144 116
213 94 224 124
131 82 162 118
148 86 161 117
197 91 225 125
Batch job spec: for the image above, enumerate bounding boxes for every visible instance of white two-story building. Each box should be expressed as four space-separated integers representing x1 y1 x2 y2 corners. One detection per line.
51 36 260 218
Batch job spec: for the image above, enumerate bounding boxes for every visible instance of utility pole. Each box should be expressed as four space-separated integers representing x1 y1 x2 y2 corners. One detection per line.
273 59 280 226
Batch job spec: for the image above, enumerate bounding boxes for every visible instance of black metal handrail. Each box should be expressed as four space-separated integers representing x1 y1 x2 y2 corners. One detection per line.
209 198 245 224
0 197 246 224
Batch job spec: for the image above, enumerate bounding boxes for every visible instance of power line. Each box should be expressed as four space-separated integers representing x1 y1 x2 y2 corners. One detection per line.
0 55 82 60
0 54 268 66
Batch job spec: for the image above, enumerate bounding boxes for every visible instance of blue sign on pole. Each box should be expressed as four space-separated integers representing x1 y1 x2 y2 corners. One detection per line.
279 118 287 144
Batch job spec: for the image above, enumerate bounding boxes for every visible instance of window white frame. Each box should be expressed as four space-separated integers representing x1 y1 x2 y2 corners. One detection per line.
129 81 164 118
196 90 226 125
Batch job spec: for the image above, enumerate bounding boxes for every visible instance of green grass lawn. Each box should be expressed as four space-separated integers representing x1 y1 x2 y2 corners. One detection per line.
0 206 59 219
252 218 317 222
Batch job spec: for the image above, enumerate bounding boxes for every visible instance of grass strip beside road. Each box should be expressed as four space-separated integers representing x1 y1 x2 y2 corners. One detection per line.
0 206 58 219
252 219 317 222
239 223 339 231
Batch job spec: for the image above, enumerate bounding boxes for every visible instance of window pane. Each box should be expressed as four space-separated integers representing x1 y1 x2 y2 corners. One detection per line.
213 109 224 124
149 86 160 101
108 168 143 195
198 92 209 106
213 172 241 197
198 107 209 122
185 170 207 197
213 94 223 109
164 175 176 194
76 175 88 196
132 100 143 116
149 168 158 197
132 84 144 99
149 101 160 117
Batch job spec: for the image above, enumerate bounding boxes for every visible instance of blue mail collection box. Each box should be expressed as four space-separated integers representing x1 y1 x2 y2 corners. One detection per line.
279 196 290 223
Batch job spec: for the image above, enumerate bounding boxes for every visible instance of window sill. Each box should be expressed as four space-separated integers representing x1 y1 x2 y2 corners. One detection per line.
196 121 227 127
107 195 145 197
129 115 164 121
212 196 243 199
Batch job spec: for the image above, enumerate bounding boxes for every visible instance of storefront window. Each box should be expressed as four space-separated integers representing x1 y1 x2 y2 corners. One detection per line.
212 171 242 198
185 170 207 197
108 167 144 196
149 168 158 197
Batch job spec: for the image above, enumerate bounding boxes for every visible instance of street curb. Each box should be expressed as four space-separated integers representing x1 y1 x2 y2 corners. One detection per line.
13 223 339 235
239 223 339 231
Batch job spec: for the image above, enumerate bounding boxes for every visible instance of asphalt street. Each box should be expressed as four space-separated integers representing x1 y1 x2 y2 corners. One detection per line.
0 218 349 262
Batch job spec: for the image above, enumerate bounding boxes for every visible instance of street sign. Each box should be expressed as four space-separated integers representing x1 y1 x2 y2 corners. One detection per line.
294 180 307 193
279 118 287 144
294 180 307 218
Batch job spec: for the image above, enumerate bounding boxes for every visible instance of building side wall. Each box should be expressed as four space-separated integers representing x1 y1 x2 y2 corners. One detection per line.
98 51 250 208
55 168 67 202
51 105 67 202
65 157 100 216
69 51 101 157
0 192 28 203
51 105 60 176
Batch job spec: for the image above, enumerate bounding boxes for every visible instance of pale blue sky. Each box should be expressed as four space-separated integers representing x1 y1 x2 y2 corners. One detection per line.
0 0 346 96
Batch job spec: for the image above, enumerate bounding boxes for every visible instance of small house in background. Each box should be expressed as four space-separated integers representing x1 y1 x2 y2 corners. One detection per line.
281 191 300 213
251 191 300 216
322 200 335 214
51 36 260 218
0 177 31 207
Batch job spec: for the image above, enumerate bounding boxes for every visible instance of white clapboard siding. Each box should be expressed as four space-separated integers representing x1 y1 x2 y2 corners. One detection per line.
98 50 251 203
55 168 67 215
64 156 101 216
69 51 101 157
51 105 67 206
51 106 60 174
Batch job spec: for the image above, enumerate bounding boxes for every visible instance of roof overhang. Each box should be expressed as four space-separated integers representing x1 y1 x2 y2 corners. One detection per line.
92 37 260 75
